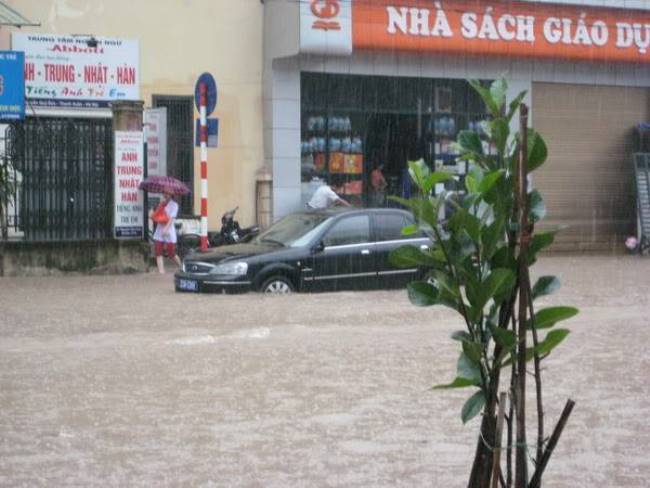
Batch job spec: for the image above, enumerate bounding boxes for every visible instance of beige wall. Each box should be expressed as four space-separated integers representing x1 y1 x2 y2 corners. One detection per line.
533 82 650 252
2 0 264 229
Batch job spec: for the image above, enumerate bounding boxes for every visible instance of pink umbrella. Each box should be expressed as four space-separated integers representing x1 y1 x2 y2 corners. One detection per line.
139 176 191 195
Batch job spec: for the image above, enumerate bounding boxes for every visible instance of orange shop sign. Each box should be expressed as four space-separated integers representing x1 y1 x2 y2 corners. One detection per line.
352 0 650 63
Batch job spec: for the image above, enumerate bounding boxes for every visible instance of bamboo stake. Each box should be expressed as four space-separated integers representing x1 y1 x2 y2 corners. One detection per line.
491 392 507 488
528 399 576 488
527 291 545 464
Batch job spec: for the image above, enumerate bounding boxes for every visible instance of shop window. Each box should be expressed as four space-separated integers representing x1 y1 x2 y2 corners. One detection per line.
300 73 490 209
323 215 370 247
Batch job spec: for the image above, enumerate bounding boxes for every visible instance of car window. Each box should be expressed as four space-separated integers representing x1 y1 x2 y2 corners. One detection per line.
375 213 409 241
254 213 329 247
323 215 370 247
375 213 424 241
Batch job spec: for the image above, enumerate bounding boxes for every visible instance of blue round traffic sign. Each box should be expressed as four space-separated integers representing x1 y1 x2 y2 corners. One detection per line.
194 72 217 115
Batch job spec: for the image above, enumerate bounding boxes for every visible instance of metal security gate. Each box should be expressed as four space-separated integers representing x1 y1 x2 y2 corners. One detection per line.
4 117 113 241
152 95 194 215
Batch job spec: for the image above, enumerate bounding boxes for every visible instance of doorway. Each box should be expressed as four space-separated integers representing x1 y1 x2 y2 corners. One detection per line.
365 113 424 204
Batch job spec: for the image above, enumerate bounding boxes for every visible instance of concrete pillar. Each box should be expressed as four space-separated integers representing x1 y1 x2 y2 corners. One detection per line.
111 100 144 131
256 165 273 229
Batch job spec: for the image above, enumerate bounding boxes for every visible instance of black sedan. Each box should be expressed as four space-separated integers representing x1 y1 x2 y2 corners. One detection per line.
174 208 432 294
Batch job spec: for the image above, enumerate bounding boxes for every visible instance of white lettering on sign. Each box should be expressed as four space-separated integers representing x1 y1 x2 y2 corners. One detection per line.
367 2 650 61
387 3 452 37
460 8 535 42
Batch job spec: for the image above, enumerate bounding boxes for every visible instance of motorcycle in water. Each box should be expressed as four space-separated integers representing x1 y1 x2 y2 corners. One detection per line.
177 206 260 257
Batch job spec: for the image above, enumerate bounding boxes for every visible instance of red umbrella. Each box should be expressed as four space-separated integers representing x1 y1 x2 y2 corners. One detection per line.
139 176 191 195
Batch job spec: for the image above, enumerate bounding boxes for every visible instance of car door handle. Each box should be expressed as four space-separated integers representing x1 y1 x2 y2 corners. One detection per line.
361 249 371 255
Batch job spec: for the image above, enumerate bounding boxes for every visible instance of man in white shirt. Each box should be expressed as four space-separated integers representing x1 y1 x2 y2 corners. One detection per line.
307 184 351 209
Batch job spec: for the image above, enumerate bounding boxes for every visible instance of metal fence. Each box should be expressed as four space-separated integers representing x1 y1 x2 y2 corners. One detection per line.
152 95 194 215
1 117 113 241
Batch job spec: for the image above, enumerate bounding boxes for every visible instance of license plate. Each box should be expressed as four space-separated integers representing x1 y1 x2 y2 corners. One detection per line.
178 279 198 291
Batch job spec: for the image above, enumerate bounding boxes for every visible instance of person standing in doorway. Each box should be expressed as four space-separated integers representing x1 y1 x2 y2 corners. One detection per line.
371 163 388 207
151 190 182 274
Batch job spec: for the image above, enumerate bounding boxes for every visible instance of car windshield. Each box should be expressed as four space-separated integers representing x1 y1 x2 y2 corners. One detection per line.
254 213 331 247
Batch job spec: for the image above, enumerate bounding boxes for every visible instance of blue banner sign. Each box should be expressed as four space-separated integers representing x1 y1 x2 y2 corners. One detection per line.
0 51 25 120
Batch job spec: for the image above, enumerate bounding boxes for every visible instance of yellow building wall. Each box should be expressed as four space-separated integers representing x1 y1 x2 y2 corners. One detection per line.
3 0 264 230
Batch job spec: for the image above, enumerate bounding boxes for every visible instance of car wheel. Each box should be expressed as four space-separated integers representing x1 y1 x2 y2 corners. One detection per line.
260 275 294 294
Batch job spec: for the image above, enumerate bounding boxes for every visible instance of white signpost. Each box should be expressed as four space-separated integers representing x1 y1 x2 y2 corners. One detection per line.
12 33 139 108
114 131 144 239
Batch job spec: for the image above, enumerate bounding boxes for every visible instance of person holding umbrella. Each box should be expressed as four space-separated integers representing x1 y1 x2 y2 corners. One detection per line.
150 189 181 274
139 176 190 274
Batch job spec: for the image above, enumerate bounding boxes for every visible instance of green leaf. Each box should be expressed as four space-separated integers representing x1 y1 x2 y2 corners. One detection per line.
530 230 557 256
476 268 515 311
451 330 473 342
457 352 482 383
491 246 516 270
433 270 460 299
388 195 441 231
462 341 482 365
457 130 485 161
407 281 439 307
489 119 509 157
408 158 430 189
527 130 548 172
423 171 453 194
489 78 508 110
503 328 572 367
478 170 504 194
469 79 500 117
464 214 482 244
528 306 579 330
491 327 517 350
535 328 571 356
432 377 477 390
401 224 419 236
465 168 480 194
531 276 561 300
461 390 486 424
463 273 481 316
390 245 438 268
528 190 546 223
507 90 528 122
448 208 481 244
481 217 505 260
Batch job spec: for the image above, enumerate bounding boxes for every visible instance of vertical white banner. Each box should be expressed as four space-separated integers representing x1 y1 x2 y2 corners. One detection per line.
144 108 167 177
114 131 144 239
300 0 352 55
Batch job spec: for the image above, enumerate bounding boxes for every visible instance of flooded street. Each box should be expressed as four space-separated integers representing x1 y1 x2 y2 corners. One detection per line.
1 256 649 487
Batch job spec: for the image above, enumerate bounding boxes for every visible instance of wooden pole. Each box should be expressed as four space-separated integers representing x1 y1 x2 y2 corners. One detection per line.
515 104 530 488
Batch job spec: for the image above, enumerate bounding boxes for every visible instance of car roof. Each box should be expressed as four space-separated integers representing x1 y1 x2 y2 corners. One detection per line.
301 207 411 218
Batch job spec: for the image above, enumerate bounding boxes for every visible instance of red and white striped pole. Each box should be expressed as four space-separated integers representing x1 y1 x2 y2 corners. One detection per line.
199 82 209 252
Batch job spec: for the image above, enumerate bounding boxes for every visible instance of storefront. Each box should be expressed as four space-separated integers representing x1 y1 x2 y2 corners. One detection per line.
263 0 650 250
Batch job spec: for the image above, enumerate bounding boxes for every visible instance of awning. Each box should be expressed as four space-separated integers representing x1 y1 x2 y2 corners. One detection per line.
0 1 39 27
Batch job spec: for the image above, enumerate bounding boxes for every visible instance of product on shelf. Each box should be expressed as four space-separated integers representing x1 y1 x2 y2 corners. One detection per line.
329 152 345 173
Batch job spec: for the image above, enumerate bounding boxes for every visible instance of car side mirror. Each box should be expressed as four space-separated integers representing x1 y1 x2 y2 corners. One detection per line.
312 241 325 254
